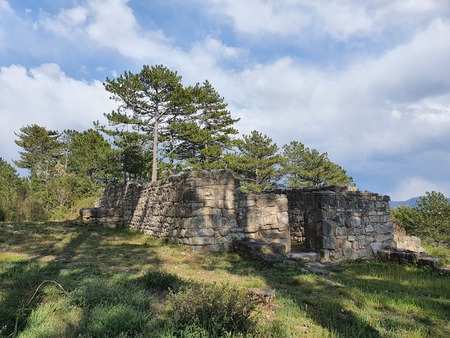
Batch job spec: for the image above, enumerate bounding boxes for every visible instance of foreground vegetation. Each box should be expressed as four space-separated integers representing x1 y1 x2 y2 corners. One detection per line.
1 222 449 337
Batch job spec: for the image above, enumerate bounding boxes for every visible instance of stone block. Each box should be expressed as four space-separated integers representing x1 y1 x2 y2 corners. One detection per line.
204 200 216 208
239 198 256 208
345 216 361 228
375 234 386 242
323 236 336 249
264 215 278 225
369 242 382 254
342 240 352 250
374 223 394 234
211 215 223 228
219 228 230 236
192 216 207 228
279 212 289 225
189 237 215 245
321 249 330 261
343 248 355 258
323 222 335 236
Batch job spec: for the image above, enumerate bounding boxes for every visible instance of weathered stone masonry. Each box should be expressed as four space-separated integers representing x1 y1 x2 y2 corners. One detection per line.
81 171 396 261
279 186 395 260
85 171 290 254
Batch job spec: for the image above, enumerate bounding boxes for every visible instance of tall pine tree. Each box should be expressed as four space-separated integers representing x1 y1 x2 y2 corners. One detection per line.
225 130 284 193
173 80 239 170
104 65 186 182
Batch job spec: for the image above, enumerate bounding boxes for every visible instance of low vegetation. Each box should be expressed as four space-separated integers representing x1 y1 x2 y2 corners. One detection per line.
392 191 450 247
1 222 449 337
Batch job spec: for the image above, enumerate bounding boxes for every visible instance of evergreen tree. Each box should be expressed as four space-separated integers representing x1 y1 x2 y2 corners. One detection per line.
63 129 120 183
392 191 450 245
0 158 26 221
14 124 62 216
172 81 239 171
104 65 186 182
225 131 284 193
14 124 61 177
282 141 354 187
95 117 152 182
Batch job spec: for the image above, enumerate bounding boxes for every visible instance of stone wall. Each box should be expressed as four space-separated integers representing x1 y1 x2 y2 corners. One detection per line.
84 171 290 253
81 171 396 261
276 186 394 260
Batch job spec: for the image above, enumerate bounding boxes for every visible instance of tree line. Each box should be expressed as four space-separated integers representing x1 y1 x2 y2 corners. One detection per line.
0 65 353 222
392 192 450 246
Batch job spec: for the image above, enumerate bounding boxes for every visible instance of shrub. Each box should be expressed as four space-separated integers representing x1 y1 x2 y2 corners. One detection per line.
140 270 184 292
392 191 450 246
166 283 259 337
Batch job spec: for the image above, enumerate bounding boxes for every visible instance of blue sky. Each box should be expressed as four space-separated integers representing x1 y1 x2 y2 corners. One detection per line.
1 0 450 200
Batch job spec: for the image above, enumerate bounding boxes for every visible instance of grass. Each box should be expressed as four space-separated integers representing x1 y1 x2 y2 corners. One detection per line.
0 222 449 337
422 243 450 267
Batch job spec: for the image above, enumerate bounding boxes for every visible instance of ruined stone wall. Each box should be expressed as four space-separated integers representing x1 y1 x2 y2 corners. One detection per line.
280 186 394 260
90 171 290 253
82 171 395 261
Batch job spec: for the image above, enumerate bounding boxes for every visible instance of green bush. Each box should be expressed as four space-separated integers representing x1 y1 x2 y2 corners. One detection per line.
166 283 259 337
140 270 185 292
392 191 450 246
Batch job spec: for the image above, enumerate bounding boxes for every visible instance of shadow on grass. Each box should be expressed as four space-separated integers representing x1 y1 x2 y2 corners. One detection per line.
0 221 163 337
216 252 449 337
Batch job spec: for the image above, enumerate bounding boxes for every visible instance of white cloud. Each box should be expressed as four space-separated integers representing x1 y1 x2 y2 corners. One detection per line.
214 18 450 162
207 0 450 42
389 177 450 201
0 64 116 164
0 0 11 12
208 0 310 36
39 5 88 39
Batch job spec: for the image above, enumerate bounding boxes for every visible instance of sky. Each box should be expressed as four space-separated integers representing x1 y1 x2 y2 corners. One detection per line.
1 0 450 200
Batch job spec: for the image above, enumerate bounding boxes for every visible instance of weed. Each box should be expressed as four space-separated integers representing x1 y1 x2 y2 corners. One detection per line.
139 269 185 292
166 283 260 337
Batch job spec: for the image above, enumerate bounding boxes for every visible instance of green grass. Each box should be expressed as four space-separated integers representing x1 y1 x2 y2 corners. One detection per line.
423 243 450 267
0 222 449 337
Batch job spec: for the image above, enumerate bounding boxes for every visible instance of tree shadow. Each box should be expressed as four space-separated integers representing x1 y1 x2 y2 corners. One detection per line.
205 251 449 337
0 221 162 337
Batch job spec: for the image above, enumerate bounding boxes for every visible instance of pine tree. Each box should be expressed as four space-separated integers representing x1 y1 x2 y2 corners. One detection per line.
63 129 119 183
104 65 186 182
392 191 450 245
282 141 354 187
173 81 239 170
225 131 284 193
0 158 26 221
14 124 61 177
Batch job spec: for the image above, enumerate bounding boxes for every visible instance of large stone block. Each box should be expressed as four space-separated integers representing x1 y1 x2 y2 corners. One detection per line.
374 223 394 234
345 216 361 228
323 222 335 236
189 237 215 245
323 236 336 249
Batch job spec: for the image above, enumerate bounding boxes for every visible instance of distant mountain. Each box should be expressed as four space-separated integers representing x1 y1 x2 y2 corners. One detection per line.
390 196 450 208
390 197 421 208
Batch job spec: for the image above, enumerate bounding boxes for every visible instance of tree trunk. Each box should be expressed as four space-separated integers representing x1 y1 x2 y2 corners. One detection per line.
152 119 158 182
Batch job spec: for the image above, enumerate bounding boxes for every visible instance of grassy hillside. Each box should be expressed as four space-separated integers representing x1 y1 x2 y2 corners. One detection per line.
0 222 449 337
